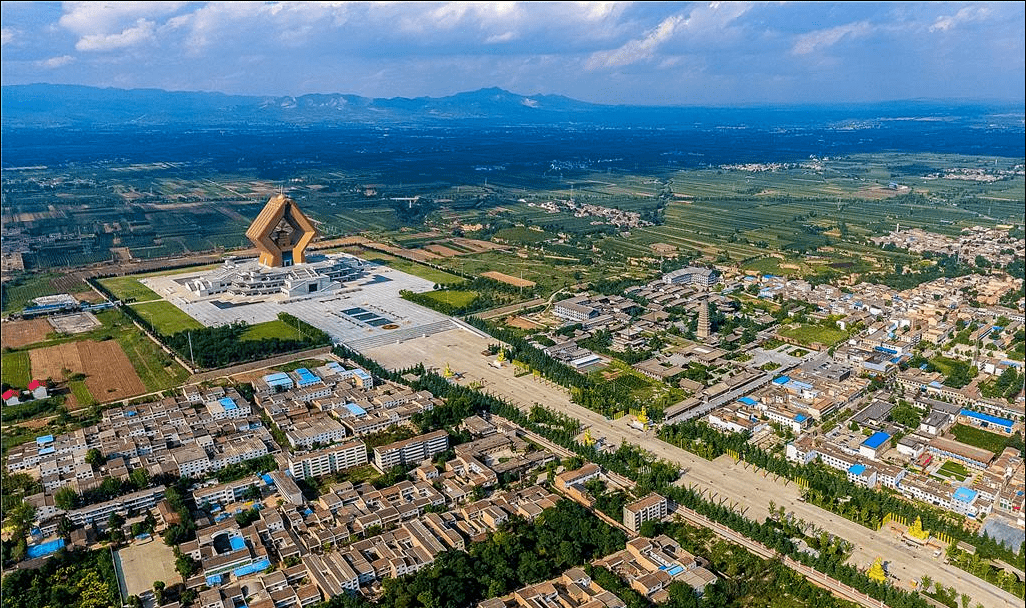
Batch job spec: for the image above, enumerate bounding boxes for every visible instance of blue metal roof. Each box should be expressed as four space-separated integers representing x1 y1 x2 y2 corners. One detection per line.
794 413 807 422
261 473 275 486
848 464 866 475
219 397 237 410
862 431 891 450
959 409 1013 429
345 402 367 416
874 346 898 355
772 376 790 385
36 435 54 445
737 396 757 406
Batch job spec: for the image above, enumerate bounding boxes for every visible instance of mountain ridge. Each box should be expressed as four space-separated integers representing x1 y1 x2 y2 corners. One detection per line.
2 83 1022 129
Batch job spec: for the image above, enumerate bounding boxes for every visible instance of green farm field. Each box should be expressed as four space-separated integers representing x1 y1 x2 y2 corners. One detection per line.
949 424 1011 454
132 301 204 335
98 276 162 302
1 351 31 388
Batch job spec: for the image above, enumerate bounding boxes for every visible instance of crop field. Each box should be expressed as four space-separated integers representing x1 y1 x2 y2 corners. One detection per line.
949 424 1010 454
68 380 96 407
99 276 161 302
132 301 204 335
493 227 555 244
28 341 85 379
78 340 148 400
0 319 54 348
777 323 848 347
1 351 31 388
114 321 189 391
241 320 305 342
1 272 66 313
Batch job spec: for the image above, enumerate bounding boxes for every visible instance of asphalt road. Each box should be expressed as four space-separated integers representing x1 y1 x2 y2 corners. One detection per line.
365 329 1019 608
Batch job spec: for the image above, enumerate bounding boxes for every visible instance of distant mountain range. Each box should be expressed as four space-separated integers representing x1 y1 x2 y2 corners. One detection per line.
2 83 1023 129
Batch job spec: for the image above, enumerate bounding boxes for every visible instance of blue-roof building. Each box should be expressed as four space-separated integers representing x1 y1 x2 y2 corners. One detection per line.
846 463 877 487
951 486 980 517
859 431 891 459
958 409 1014 434
293 368 321 388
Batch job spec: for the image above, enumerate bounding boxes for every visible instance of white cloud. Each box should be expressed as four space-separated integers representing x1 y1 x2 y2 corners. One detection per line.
76 18 157 52
792 20 872 55
1 27 16 46
929 6 990 33
38 54 75 68
586 13 684 69
59 1 187 35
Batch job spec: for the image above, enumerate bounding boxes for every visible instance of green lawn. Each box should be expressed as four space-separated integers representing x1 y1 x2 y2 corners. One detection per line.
132 301 204 335
949 424 1009 454
361 252 465 285
419 289 479 308
68 380 96 406
1 351 31 388
98 276 161 302
241 320 305 342
936 460 969 482
778 323 848 347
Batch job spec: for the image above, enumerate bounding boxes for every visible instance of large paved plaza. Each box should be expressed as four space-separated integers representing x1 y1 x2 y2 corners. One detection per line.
142 260 457 349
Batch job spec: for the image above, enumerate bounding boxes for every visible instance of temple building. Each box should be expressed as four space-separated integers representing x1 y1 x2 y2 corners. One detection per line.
184 194 364 298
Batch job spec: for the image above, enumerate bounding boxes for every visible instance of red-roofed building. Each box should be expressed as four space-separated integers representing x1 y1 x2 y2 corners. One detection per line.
3 389 20 406
28 380 48 399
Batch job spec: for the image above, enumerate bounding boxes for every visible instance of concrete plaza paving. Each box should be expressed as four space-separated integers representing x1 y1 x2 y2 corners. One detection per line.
142 260 455 348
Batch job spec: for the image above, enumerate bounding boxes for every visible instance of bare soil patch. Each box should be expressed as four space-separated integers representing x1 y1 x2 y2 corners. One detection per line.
506 316 543 330
422 244 462 257
27 340 146 401
482 271 537 287
79 340 147 400
29 342 85 379
1 319 53 348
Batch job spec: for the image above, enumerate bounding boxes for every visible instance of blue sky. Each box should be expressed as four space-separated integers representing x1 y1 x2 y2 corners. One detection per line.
2 2 1023 105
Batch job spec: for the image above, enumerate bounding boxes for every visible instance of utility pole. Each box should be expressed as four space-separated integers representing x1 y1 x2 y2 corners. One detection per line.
188 331 195 368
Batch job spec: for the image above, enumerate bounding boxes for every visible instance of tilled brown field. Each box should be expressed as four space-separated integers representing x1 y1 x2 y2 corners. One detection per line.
79 341 146 400
1 319 53 348
28 342 85 378
27 340 146 401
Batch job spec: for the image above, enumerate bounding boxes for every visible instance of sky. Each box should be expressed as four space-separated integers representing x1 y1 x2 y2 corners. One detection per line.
1 1 1023 106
